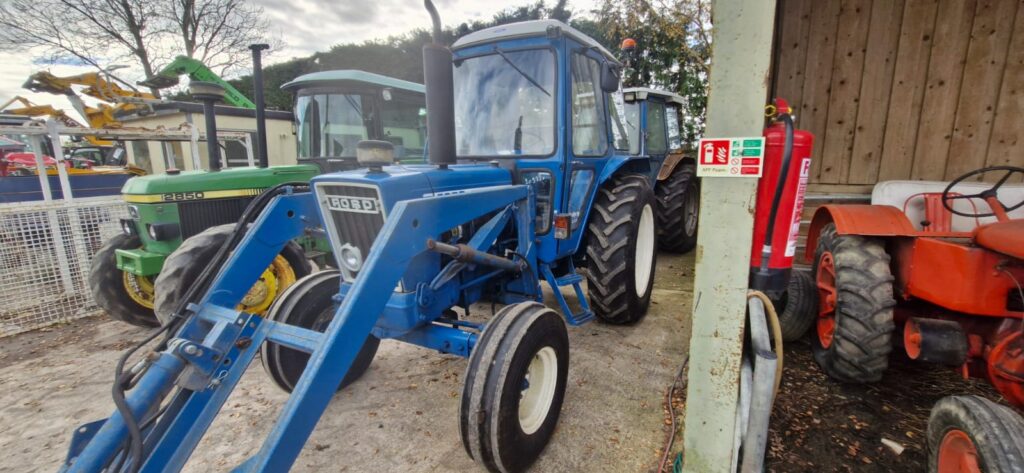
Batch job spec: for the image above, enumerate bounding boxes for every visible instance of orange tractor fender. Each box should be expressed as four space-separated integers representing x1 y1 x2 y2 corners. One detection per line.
804 204 917 263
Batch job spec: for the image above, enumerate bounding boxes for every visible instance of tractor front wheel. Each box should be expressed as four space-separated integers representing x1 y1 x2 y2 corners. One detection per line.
927 395 1024 473
89 233 159 328
586 174 657 324
655 162 699 253
261 270 379 392
811 223 895 383
460 301 569 473
153 224 311 325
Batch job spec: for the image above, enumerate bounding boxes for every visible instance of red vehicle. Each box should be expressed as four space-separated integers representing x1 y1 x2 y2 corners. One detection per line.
803 166 1024 473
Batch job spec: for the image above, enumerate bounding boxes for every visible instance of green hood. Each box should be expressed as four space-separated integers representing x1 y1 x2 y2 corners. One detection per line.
121 165 320 195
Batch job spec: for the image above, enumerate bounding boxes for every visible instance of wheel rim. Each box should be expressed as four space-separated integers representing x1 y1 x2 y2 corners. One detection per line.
937 429 981 473
519 346 558 435
684 183 699 237
635 204 655 297
816 251 837 348
239 255 296 315
123 272 155 309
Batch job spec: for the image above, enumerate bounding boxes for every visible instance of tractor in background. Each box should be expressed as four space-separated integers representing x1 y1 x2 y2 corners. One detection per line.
89 69 426 327
801 167 1024 472
59 5 694 471
622 87 699 253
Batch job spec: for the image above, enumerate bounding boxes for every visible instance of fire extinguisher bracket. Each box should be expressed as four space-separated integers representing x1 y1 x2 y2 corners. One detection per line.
696 136 765 178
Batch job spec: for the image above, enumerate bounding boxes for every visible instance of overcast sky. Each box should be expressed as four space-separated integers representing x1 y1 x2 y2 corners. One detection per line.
0 0 600 121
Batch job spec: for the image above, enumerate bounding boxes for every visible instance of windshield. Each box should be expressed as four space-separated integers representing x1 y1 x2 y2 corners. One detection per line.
295 93 369 159
453 49 556 157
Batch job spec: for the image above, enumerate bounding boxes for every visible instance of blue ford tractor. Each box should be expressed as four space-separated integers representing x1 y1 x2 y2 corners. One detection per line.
60 4 684 472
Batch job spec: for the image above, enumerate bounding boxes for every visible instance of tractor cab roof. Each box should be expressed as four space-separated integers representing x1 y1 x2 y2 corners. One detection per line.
452 20 620 65
623 87 684 105
281 70 425 94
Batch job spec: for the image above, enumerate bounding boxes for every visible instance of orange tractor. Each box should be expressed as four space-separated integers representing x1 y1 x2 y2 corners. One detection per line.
802 166 1024 472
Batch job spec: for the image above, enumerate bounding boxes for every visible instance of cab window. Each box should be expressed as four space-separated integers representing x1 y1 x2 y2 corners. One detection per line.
381 96 426 162
570 53 608 157
646 101 668 155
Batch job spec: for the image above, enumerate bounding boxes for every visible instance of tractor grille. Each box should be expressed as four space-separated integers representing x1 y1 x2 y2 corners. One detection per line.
177 197 254 239
316 183 385 281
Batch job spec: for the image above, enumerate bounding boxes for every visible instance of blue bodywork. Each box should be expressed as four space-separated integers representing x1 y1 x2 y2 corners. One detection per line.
60 23 658 473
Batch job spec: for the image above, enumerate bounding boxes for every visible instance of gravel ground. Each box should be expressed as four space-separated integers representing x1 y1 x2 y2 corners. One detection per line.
0 251 695 473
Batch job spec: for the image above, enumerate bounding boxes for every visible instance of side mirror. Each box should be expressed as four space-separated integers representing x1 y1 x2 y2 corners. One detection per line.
600 62 621 93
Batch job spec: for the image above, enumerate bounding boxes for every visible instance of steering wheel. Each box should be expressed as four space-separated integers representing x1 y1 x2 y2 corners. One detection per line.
942 165 1024 218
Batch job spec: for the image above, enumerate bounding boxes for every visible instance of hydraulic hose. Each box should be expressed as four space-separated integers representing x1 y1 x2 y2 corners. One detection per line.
740 292 785 473
759 112 794 273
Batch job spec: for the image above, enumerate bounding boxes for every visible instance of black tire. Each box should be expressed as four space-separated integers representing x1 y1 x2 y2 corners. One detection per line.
811 223 895 383
776 269 817 342
153 224 311 324
89 233 159 328
927 395 1024 473
585 174 657 324
655 162 699 253
260 270 379 392
460 302 569 473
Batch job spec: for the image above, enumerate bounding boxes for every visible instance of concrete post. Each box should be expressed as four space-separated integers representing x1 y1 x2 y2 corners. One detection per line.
681 1 777 472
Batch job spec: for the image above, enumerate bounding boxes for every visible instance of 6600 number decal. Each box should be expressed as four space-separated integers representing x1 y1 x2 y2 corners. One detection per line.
325 195 380 214
161 192 205 201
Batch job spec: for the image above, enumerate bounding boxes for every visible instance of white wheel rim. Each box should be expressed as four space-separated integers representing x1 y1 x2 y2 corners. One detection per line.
635 204 655 297
519 346 558 435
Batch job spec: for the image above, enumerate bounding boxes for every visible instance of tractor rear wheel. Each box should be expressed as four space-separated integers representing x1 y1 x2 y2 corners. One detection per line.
261 270 379 392
775 269 818 342
460 301 569 473
927 395 1024 473
655 162 699 253
585 174 657 324
89 233 159 328
811 223 895 383
153 224 311 325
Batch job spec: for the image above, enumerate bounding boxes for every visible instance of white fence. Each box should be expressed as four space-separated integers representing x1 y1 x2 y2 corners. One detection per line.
0 196 127 336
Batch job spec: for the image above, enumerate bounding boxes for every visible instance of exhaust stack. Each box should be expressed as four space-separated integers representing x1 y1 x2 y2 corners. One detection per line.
249 44 271 168
190 81 226 172
422 0 456 168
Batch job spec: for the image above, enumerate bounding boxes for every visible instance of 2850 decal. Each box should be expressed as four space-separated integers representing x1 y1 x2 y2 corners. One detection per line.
161 192 206 202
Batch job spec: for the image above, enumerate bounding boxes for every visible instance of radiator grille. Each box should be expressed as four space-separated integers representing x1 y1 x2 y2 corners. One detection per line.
177 197 254 239
316 183 385 281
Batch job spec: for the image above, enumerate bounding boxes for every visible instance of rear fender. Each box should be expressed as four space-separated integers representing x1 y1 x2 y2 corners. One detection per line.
804 204 916 262
656 152 693 180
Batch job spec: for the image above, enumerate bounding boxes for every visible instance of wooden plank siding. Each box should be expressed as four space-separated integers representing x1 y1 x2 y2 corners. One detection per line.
771 0 1024 191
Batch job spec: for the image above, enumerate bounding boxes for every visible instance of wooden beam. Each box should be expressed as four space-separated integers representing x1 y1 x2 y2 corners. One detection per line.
681 0 777 471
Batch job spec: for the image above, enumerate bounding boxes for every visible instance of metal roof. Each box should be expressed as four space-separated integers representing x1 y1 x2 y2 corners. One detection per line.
281 70 425 94
623 87 685 105
452 20 619 64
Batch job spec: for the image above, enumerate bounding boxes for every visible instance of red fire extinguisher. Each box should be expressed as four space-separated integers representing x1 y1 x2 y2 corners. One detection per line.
749 98 814 296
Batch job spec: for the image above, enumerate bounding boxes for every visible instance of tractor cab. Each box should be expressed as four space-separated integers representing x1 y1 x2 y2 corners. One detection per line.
622 87 684 163
283 70 426 173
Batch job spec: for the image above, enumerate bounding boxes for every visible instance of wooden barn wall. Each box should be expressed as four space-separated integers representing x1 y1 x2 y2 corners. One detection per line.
772 0 1024 190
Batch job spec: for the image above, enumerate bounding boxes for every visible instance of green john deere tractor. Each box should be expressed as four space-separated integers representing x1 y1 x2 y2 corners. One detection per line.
90 69 427 327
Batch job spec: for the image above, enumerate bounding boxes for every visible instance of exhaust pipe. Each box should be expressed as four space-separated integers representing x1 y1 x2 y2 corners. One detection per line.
250 44 271 168
190 81 226 172
422 0 456 168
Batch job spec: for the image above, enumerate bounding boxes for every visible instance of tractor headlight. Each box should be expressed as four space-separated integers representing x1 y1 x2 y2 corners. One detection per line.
127 205 140 219
146 222 180 241
338 244 363 272
120 218 137 236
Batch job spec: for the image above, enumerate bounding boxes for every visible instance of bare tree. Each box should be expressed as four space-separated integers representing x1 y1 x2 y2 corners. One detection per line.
162 0 282 76
0 0 279 96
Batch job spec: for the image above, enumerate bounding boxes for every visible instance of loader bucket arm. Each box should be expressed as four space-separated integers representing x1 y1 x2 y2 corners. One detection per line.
139 56 256 109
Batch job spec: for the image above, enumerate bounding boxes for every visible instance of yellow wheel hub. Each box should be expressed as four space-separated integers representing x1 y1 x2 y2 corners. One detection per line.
238 255 297 315
123 272 156 309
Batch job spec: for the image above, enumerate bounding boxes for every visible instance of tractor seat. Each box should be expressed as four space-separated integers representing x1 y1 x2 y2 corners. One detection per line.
973 220 1024 260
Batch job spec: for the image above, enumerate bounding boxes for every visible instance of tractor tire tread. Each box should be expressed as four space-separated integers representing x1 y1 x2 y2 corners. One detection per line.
812 223 895 383
89 233 159 328
585 174 655 325
927 395 1024 473
654 163 698 253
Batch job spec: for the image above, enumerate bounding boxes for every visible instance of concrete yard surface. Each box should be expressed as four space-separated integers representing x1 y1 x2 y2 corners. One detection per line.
0 252 693 473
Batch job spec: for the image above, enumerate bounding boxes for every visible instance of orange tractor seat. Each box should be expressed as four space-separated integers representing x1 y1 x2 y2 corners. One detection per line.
973 220 1024 260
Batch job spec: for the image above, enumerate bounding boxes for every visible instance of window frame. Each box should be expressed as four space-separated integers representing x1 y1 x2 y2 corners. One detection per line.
569 50 610 158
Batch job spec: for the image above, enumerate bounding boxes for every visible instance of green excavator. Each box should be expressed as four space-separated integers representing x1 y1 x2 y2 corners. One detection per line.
138 56 256 109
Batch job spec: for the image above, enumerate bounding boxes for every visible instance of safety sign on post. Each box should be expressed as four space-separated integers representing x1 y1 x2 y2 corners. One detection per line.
696 137 765 177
